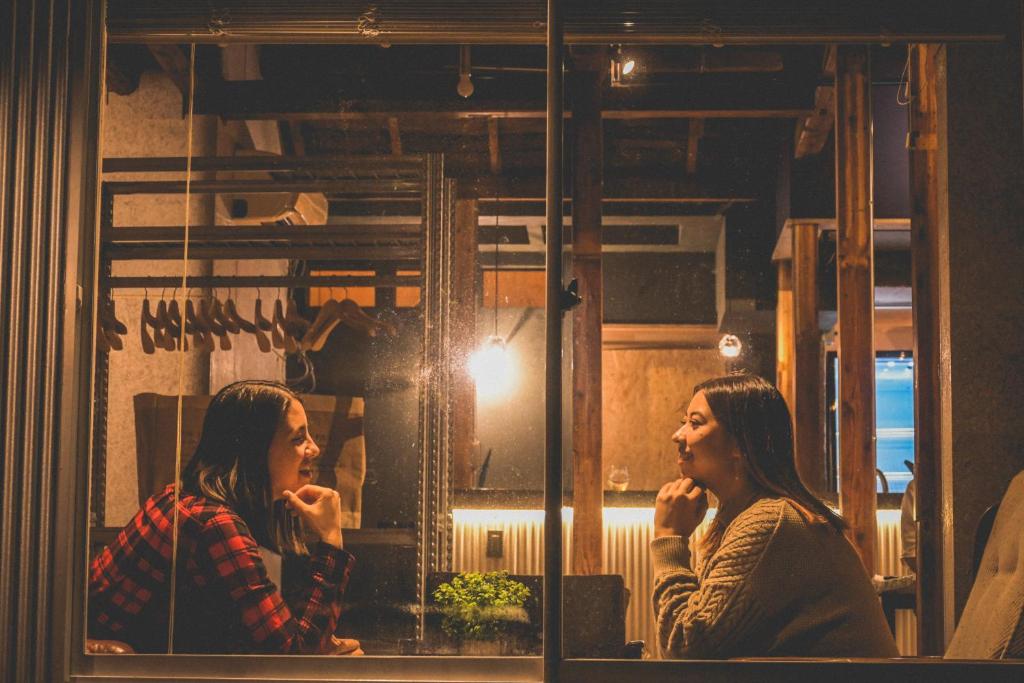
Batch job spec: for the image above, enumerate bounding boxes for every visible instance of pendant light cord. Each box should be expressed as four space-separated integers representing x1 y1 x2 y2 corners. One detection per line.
493 187 500 337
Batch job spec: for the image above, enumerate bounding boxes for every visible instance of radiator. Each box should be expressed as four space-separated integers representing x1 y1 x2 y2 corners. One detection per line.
452 507 916 657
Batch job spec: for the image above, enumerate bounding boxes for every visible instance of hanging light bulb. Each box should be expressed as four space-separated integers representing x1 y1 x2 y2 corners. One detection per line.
718 334 743 358
469 187 517 399
457 45 474 98
469 335 515 399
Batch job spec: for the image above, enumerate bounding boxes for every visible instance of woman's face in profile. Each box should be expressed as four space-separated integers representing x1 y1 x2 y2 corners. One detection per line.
671 390 737 493
267 401 321 500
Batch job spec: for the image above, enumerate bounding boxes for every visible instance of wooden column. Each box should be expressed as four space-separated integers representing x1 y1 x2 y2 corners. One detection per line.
570 50 605 575
792 223 825 495
834 45 877 573
775 260 794 414
908 43 944 655
452 199 479 489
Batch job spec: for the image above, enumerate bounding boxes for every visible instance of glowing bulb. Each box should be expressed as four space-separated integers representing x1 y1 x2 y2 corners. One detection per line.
718 334 742 359
621 58 636 76
468 336 515 399
457 72 474 98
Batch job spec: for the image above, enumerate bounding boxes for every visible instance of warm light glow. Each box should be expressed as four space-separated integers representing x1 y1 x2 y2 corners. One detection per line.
456 72 474 98
718 333 743 358
468 335 515 399
621 58 636 76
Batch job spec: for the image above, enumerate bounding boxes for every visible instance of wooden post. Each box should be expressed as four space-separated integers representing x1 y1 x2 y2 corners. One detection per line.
908 43 944 655
776 260 794 415
570 50 605 575
834 45 877 573
452 199 479 489
792 223 825 495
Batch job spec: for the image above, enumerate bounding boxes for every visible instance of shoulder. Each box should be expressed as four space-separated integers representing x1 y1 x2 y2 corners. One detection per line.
726 498 789 539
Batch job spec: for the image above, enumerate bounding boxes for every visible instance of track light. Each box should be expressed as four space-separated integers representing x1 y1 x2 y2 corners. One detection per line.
610 46 638 86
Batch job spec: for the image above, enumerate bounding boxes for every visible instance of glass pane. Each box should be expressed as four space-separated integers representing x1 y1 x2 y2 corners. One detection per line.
86 39 546 660
565 43 924 663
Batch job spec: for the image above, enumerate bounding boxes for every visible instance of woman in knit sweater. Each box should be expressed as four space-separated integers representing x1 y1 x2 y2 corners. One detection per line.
651 374 898 659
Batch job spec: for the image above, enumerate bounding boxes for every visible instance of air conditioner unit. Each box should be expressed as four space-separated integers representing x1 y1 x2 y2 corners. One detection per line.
215 190 327 226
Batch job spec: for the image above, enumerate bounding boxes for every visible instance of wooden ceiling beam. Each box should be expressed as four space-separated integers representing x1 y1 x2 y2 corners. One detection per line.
459 175 755 203
200 79 815 121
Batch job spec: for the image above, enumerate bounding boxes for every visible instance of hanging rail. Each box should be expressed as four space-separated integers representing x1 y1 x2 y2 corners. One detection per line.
102 274 422 289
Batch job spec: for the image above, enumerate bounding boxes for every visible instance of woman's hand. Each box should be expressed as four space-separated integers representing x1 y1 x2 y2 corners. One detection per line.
330 636 364 656
283 485 343 548
654 477 709 539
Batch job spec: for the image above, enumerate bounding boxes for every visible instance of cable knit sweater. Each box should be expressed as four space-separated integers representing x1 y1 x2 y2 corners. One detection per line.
651 497 899 659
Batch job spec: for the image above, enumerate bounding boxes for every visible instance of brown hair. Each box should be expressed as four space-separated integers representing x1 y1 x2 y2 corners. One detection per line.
695 373 845 555
180 380 308 555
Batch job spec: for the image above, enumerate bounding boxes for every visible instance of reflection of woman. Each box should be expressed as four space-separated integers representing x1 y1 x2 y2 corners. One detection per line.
652 374 897 659
89 380 361 654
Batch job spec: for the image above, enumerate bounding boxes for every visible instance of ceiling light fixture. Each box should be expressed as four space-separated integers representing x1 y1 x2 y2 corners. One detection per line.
457 45 475 98
610 45 638 86
718 334 743 359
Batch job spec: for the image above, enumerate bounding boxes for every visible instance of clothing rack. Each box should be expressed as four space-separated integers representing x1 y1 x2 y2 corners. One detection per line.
91 154 446 537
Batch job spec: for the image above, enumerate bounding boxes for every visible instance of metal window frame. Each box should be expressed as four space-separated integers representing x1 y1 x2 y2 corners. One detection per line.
46 1 1024 682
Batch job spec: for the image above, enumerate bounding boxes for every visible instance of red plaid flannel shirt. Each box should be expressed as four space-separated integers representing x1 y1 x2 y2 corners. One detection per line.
89 485 354 654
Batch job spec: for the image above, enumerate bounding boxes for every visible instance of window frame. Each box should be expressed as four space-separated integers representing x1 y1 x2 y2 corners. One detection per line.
58 2 1024 681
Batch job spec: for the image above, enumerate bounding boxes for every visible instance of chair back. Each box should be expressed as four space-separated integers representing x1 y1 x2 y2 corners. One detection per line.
945 471 1024 659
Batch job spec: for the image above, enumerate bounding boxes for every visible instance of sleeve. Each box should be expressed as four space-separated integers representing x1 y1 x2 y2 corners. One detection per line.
200 512 355 654
650 502 783 659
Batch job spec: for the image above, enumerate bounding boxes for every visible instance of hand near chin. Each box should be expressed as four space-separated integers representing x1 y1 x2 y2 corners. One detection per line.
654 477 709 539
283 484 343 549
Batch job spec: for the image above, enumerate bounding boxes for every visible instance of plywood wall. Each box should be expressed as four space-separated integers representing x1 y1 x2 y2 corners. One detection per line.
602 348 726 491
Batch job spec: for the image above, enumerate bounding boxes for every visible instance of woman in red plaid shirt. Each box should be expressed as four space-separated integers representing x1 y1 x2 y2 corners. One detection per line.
88 380 361 655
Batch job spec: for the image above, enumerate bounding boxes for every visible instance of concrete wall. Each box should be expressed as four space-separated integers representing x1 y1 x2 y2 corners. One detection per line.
101 71 215 525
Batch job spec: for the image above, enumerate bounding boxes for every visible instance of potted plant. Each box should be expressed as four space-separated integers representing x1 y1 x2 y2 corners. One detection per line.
432 571 532 655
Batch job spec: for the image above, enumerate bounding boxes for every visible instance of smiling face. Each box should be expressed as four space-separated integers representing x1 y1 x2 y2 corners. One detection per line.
671 390 742 494
267 400 320 500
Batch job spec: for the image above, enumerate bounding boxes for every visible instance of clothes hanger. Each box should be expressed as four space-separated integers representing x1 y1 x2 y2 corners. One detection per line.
185 298 210 352
166 288 185 351
140 289 156 355
283 297 311 341
251 289 273 353
198 297 231 350
98 298 126 351
224 291 258 334
273 298 298 354
154 296 175 351
210 290 240 335
269 293 286 350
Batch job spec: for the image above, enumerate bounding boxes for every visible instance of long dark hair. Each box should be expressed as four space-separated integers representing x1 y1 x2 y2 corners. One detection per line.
180 380 307 555
695 373 845 554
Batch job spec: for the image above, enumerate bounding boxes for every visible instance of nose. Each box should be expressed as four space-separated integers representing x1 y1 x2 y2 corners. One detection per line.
306 437 321 459
672 424 686 443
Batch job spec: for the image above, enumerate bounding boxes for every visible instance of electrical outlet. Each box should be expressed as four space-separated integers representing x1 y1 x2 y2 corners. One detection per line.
486 529 504 558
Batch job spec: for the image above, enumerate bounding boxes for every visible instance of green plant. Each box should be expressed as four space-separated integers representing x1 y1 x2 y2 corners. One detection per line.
432 571 532 641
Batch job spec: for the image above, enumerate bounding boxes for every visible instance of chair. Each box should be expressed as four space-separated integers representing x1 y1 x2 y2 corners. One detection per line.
945 470 1024 659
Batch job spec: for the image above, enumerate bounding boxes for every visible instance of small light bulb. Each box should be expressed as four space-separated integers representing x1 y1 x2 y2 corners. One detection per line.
468 336 515 399
621 59 636 76
718 334 742 359
457 72 474 98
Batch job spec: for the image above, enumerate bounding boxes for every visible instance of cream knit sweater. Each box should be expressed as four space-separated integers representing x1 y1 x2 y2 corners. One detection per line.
651 497 899 659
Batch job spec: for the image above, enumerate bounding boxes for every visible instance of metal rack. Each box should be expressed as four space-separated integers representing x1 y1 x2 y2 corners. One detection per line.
91 154 456 627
